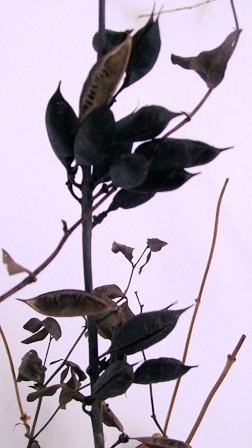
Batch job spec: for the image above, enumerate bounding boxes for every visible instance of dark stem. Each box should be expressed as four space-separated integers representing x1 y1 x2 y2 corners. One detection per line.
81 167 104 448
80 3 106 447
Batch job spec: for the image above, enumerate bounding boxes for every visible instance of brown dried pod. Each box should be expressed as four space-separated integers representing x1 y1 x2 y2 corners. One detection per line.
79 34 132 121
18 289 118 318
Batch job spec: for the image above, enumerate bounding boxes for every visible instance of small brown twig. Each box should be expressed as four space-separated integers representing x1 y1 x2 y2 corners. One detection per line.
0 186 116 304
0 326 29 426
186 334 246 444
163 88 212 138
163 178 229 434
138 0 217 18
124 245 149 295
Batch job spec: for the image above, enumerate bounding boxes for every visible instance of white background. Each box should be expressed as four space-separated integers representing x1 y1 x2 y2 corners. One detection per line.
0 1 251 447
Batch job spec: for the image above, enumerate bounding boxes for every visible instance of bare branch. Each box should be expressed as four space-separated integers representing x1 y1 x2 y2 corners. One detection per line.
163 178 229 434
138 0 217 18
186 334 246 443
0 187 116 304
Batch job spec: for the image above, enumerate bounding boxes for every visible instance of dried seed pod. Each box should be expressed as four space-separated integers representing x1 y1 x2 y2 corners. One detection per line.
18 289 118 318
135 138 230 169
102 305 192 356
45 83 78 168
133 357 197 384
92 361 134 400
115 106 182 143
79 34 132 121
132 436 192 448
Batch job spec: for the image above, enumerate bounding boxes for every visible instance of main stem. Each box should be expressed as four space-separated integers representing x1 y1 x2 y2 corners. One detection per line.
81 168 104 448
80 3 106 448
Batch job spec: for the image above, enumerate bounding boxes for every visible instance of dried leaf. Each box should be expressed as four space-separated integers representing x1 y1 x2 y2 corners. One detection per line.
102 402 124 432
171 29 241 89
23 318 43 333
139 250 152 275
59 385 75 410
59 374 81 409
21 328 49 345
17 350 46 384
60 366 69 384
45 82 78 168
93 284 125 300
27 385 60 402
66 361 87 382
2 249 36 279
18 289 117 318
112 242 134 262
79 34 132 121
102 306 192 356
132 437 192 448
42 317 62 340
133 357 197 384
147 238 167 252
92 361 134 400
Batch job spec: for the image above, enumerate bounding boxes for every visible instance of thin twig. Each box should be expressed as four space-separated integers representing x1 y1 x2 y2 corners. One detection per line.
138 0 217 18
186 334 246 443
32 404 61 440
124 246 149 295
230 0 239 29
163 178 229 434
45 325 87 386
163 89 212 138
141 350 167 437
0 326 28 425
0 186 116 304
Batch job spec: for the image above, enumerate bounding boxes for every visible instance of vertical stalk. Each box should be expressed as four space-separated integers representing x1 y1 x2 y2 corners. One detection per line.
81 167 104 448
80 2 106 447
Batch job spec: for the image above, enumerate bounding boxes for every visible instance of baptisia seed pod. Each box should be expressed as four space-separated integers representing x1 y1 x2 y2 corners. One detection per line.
79 33 132 121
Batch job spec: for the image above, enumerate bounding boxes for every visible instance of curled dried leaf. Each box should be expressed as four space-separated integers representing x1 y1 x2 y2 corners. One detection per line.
102 402 124 432
2 249 36 279
147 238 167 252
112 242 134 262
27 385 61 402
171 29 241 89
17 350 46 384
21 328 49 345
